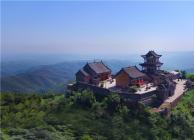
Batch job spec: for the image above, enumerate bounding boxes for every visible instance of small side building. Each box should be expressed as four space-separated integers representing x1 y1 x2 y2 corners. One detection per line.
114 66 148 88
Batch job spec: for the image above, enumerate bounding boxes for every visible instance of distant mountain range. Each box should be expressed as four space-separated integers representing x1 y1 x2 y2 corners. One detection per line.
1 52 194 93
1 60 135 93
1 61 83 93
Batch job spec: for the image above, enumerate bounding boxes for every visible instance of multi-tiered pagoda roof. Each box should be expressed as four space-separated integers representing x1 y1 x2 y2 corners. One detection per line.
140 51 163 74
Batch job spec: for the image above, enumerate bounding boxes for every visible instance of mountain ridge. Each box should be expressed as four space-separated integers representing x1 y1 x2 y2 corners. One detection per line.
1 58 194 93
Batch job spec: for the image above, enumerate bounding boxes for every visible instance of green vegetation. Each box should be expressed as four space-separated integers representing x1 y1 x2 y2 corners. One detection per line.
180 70 187 79
1 61 83 93
1 90 194 140
187 73 194 82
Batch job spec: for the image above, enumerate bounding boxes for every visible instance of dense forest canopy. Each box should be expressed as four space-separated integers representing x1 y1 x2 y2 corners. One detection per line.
1 89 194 140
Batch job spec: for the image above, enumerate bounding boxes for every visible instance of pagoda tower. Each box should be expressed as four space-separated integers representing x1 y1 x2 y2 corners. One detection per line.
140 51 163 74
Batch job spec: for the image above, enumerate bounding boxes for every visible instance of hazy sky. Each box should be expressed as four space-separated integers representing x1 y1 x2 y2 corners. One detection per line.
2 1 194 58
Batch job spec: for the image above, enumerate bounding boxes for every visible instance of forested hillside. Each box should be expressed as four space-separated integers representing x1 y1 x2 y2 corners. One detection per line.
2 57 194 94
1 61 85 93
1 60 134 93
1 90 194 140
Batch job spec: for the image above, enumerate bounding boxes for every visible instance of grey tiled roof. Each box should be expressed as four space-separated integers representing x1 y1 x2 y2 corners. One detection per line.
140 62 163 66
123 66 146 79
87 62 111 74
79 68 89 76
142 51 162 58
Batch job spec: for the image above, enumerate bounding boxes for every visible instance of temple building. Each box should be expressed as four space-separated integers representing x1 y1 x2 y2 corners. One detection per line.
71 50 183 107
140 51 163 74
114 66 148 88
76 61 115 88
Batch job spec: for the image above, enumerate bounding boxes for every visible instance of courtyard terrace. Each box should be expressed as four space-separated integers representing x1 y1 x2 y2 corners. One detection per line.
135 83 157 94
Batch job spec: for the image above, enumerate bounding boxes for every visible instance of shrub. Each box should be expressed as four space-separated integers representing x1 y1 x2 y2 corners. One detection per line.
187 74 194 82
80 135 94 140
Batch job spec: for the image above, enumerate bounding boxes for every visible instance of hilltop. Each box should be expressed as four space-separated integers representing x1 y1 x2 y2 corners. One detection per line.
1 89 194 140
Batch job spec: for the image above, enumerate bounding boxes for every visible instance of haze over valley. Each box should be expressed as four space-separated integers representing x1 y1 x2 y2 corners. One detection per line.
1 51 194 93
1 1 194 93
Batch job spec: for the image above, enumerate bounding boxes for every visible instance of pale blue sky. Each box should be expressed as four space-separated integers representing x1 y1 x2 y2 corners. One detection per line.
2 1 194 58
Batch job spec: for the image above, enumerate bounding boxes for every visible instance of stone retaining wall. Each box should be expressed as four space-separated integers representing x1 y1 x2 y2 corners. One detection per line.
68 82 157 105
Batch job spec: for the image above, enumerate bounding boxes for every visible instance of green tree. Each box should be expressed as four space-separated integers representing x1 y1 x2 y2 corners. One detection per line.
187 74 194 82
181 70 187 79
106 93 121 113
76 90 96 108
80 135 94 140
